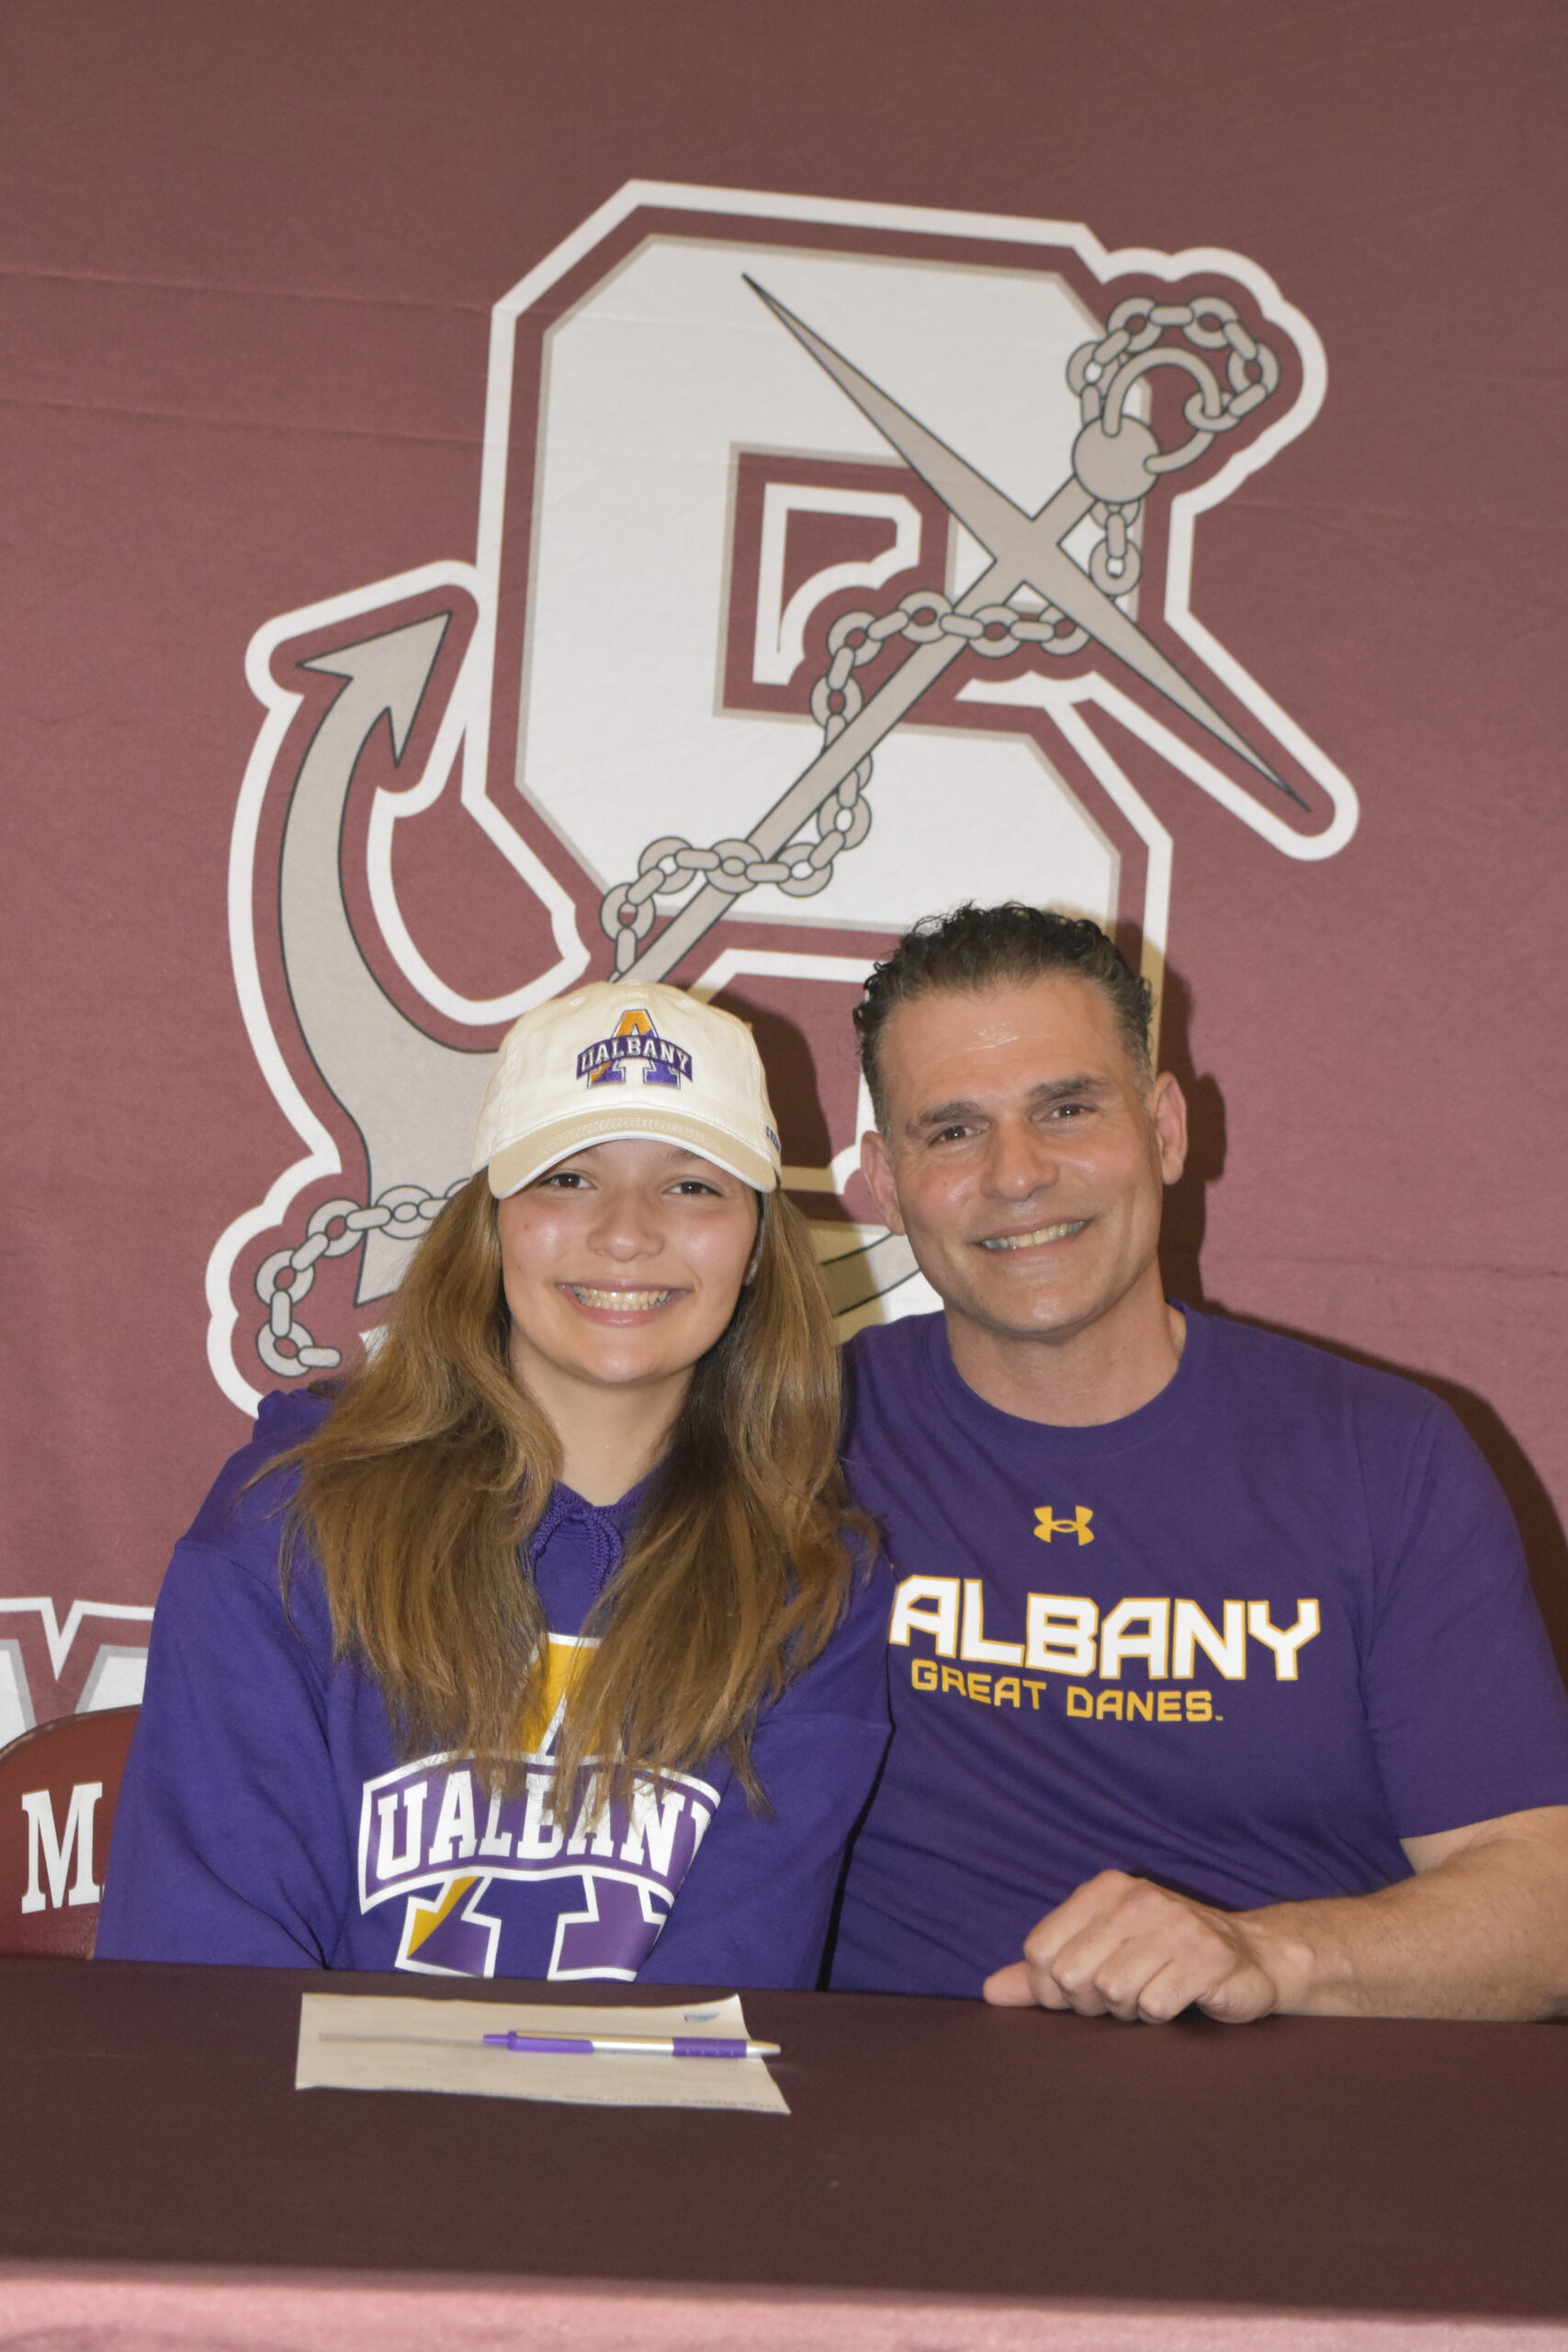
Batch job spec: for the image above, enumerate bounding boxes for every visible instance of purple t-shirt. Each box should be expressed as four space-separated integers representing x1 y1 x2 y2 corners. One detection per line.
829 1306 1568 1997
98 1390 890 1987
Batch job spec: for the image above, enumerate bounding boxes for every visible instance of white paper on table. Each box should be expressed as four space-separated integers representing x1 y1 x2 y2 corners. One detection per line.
295 1991 790 2112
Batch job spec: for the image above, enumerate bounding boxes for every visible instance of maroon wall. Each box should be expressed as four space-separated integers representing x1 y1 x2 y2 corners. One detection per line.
0 0 1563 1727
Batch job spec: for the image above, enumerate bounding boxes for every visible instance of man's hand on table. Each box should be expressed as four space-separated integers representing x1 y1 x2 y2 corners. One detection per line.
982 1810 1568 2023
982 1869 1296 2023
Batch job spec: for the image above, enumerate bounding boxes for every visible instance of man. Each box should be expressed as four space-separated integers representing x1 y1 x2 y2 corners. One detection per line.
829 904 1568 2021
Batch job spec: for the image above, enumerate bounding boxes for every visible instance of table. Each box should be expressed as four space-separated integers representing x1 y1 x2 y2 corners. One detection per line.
1 1956 1565 2351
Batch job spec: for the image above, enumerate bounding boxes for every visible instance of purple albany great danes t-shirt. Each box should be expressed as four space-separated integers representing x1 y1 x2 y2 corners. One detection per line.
829 1307 1568 1998
97 1390 890 1987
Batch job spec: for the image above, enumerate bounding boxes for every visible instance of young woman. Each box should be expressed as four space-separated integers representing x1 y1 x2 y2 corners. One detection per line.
98 981 889 1987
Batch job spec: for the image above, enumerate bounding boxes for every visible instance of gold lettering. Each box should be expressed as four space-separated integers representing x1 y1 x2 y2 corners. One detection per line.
1185 1690 1213 1723
1066 1686 1093 1718
1023 1679 1048 1710
961 1581 1024 1667
890 1576 962 1658
1026 1594 1099 1675
1156 1690 1181 1723
1126 1690 1154 1723
1247 1600 1322 1680
966 1671 993 1704
1094 1690 1124 1721
1099 1598 1170 1680
1171 1599 1247 1680
940 1665 967 1696
911 1657 938 1691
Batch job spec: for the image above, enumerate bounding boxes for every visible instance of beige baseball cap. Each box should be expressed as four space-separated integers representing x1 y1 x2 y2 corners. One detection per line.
475 980 782 1198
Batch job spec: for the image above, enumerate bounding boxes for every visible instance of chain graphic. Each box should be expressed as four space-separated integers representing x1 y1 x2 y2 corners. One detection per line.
214 189 1356 1408
255 1181 467 1375
604 291 1286 978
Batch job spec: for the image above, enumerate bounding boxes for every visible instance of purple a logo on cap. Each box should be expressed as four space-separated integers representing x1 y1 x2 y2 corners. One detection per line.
576 1007 692 1091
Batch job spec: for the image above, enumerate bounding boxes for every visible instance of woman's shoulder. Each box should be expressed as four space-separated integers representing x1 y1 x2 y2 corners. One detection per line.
183 1385 336 1553
160 1389 340 1663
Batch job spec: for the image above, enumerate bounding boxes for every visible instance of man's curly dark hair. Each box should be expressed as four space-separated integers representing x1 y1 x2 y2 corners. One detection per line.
853 903 1155 1128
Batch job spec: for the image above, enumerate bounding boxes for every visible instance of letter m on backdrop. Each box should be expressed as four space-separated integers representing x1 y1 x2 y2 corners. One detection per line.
0 1707 139 1955
20 1782 103 1912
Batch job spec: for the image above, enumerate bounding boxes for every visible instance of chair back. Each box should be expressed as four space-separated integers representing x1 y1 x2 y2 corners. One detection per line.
0 1708 140 1957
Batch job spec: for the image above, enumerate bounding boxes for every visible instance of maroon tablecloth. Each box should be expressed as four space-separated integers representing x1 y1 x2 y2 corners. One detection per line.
2 1956 1566 2348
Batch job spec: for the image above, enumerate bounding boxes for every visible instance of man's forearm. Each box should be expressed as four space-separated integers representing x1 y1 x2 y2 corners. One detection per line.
1242 1826 1568 2021
987 1811 1568 2023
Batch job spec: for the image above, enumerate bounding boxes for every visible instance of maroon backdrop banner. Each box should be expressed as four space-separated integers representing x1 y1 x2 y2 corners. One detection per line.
0 0 1563 1758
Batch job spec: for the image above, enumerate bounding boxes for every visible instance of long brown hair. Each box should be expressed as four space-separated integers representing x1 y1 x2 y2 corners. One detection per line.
278 1171 863 1801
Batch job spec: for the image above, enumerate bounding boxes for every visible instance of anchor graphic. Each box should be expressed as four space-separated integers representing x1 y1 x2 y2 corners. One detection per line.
208 189 1357 1408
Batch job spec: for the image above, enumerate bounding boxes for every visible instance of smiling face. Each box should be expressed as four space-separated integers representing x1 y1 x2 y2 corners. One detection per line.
497 1137 761 1439
861 975 1187 1412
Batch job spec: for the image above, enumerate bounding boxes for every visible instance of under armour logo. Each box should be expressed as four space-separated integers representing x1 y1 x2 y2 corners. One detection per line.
1033 1506 1094 1545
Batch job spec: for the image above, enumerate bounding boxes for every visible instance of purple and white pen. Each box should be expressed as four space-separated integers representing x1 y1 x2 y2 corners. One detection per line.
481 2030 780 2060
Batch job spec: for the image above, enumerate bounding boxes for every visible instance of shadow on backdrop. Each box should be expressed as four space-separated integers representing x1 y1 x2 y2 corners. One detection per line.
1150 957 1568 1683
1149 959 1224 1312
722 993 834 1173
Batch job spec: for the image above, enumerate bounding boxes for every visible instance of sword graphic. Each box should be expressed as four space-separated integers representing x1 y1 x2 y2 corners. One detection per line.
621 280 1303 985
